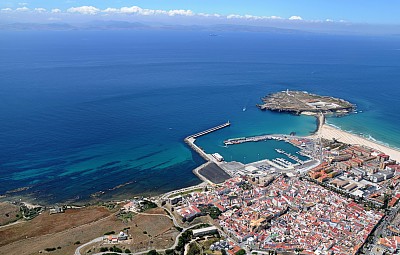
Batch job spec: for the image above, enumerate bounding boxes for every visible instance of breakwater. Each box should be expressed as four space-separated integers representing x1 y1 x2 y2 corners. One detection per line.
187 122 231 139
184 122 231 161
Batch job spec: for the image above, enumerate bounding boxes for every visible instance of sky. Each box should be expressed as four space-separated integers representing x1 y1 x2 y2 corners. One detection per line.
1 1 400 34
1 0 400 24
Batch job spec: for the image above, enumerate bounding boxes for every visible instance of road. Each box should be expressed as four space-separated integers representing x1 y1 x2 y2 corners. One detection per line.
75 207 205 255
159 183 207 201
364 203 400 254
74 237 103 255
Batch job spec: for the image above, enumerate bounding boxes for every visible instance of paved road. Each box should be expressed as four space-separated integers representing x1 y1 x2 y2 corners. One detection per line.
74 237 103 255
159 183 207 201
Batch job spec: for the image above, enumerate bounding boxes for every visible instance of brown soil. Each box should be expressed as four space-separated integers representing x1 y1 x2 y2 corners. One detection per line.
84 208 179 254
1 210 125 255
0 206 178 255
0 202 20 226
0 206 113 246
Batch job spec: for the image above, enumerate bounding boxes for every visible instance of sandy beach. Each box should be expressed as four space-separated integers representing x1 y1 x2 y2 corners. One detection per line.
314 123 400 162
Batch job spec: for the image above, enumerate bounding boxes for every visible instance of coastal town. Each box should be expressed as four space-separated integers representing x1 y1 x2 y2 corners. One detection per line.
1 91 400 255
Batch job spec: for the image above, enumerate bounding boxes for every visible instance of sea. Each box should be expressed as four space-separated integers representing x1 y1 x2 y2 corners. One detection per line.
0 30 399 204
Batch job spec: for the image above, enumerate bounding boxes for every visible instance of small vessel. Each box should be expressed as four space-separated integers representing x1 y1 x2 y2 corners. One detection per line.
242 107 246 112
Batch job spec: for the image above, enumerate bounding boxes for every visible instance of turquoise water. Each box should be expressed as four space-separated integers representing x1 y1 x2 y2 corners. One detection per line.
194 106 315 163
0 30 399 203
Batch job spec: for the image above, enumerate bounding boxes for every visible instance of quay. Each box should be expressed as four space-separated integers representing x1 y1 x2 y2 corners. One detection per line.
187 121 230 139
184 121 232 184
224 134 289 145
275 148 305 164
184 121 231 162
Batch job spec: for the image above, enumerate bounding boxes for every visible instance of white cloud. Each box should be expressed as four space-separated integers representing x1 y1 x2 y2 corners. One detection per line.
102 8 119 13
4 5 332 24
198 13 221 18
167 9 194 16
227 14 282 20
34 8 47 13
67 6 100 15
102 6 194 16
289 16 303 21
119 6 142 14
18 2 28 6
15 6 29 12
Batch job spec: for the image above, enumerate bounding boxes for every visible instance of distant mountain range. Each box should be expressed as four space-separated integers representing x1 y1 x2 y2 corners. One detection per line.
0 21 313 34
0 20 399 36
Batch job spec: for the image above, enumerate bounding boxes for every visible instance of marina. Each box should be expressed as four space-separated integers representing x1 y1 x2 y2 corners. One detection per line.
275 148 306 164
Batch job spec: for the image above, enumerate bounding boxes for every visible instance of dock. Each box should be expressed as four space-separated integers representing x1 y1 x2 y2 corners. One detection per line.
275 149 305 164
184 122 233 183
188 121 231 139
184 121 231 161
224 134 287 145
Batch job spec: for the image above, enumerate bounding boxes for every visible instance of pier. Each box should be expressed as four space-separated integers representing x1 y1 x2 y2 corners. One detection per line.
188 121 230 139
184 121 231 162
275 149 305 164
184 122 233 183
224 134 288 145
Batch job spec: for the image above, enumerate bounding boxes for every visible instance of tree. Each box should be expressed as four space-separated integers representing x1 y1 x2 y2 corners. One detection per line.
165 249 175 255
147 250 159 255
235 249 246 255
125 248 132 253
187 243 201 255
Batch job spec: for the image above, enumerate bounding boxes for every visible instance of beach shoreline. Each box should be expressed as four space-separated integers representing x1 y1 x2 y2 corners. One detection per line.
312 122 400 162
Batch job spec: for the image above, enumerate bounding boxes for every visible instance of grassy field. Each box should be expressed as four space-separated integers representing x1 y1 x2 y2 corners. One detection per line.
84 208 179 254
0 202 21 226
0 205 125 255
0 205 180 255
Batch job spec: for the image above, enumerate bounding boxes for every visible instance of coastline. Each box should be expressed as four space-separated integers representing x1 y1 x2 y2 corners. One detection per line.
313 122 400 162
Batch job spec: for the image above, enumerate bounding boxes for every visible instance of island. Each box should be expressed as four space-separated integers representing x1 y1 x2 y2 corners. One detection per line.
257 90 355 115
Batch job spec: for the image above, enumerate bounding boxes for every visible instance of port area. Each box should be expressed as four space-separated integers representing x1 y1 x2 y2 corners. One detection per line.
257 90 355 115
221 133 320 175
184 122 234 185
184 122 321 185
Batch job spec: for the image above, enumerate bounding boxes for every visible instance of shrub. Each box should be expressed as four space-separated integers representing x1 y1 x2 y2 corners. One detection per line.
44 247 56 252
124 248 132 253
74 241 81 245
110 246 122 253
165 249 175 255
235 249 246 255
104 231 116 235
100 247 109 252
147 250 159 255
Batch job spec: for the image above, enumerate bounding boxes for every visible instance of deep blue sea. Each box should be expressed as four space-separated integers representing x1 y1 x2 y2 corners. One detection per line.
0 30 399 204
